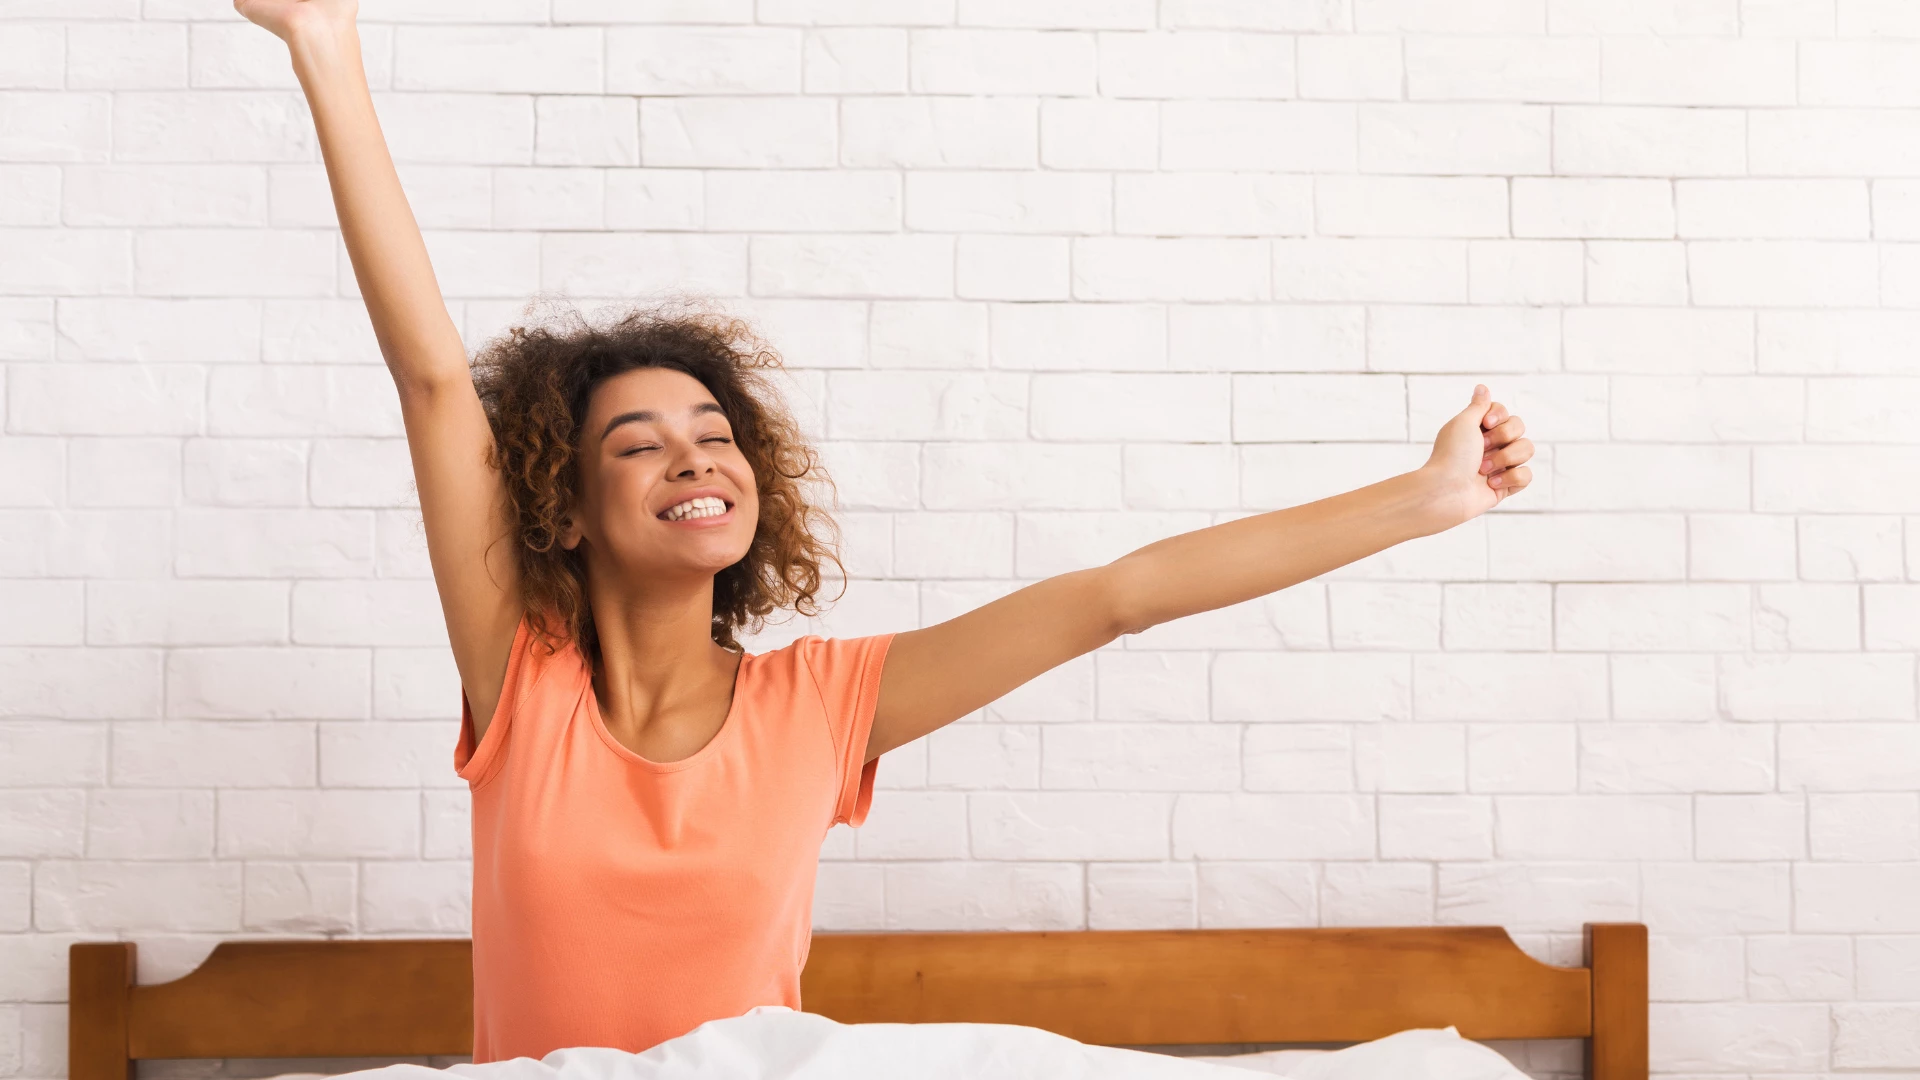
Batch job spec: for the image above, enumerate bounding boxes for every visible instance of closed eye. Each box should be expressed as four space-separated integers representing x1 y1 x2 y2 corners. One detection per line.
617 444 662 457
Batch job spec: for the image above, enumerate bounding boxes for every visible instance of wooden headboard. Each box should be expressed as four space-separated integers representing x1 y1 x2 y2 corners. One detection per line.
70 923 1647 1080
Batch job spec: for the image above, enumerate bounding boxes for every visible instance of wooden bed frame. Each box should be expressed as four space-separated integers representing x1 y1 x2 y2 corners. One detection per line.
70 923 1646 1080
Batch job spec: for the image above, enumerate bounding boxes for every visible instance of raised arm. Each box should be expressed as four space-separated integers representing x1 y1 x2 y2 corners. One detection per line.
866 385 1534 759
238 0 521 732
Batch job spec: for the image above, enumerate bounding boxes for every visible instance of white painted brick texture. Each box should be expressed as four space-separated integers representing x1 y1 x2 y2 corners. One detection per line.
1 5 1918 1079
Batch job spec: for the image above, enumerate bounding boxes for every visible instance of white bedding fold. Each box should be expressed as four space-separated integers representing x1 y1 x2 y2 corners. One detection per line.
328 1007 1531 1080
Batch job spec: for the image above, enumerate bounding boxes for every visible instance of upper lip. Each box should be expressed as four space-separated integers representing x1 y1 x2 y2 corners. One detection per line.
657 487 735 519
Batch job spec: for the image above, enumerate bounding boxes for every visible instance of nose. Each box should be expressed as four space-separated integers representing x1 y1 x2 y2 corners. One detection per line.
668 437 716 480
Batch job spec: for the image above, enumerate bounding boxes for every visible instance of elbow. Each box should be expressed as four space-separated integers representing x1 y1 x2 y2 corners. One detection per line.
1093 558 1156 641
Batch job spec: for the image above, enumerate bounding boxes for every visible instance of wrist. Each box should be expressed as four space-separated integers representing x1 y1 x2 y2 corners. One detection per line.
1405 466 1470 536
286 20 363 74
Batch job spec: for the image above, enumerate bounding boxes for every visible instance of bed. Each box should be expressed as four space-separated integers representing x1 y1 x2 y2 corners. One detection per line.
69 923 1646 1079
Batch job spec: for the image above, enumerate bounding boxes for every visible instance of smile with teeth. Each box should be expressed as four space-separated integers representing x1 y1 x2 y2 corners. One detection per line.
661 496 729 522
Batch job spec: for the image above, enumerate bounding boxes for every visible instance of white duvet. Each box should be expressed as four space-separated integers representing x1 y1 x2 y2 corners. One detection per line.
330 1006 1530 1080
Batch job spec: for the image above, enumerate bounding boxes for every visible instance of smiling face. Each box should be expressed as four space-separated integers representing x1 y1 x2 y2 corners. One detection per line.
561 366 759 585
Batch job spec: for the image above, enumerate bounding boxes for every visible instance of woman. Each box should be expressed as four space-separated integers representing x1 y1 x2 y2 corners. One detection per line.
236 0 1534 1064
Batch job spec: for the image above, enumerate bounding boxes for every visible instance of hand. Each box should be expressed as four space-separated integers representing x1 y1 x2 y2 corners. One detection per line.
234 0 357 44
1420 383 1534 526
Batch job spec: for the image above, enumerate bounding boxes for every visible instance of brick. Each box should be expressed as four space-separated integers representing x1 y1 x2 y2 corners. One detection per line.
1782 723 1920 792
1796 864 1920 931
752 235 950 298
1197 862 1317 928
183 439 308 507
0 646 161 719
1040 98 1156 170
1405 35 1598 101
1691 241 1879 307
1696 794 1805 861
1073 238 1269 302
1810 377 1920 444
57 298 260 366
1466 723 1574 793
112 720 314 787
362 861 471 933
1687 514 1796 581
1810 793 1920 861
1273 239 1467 303
1322 863 1435 926
1298 35 1403 100
1758 446 1920 513
0 721 105 787
866 303 981 372
958 236 1068 301
63 164 267 226
166 647 369 721
1356 722 1462 790
709 171 898 233
909 30 1096 95
1834 1004 1920 1068
1174 794 1374 859
891 512 1012 578
1555 106 1746 177
641 97 834 168
827 371 1025 440
961 0 1155 27
1678 179 1870 240
393 26 600 93
922 443 1120 509
1414 652 1608 720
1380 795 1492 858
926 724 1038 789
1611 654 1716 723
843 97 1037 169
1169 304 1364 372
1553 444 1749 511
0 436 61 508
1160 0 1345 29
1014 510 1212 578
1317 176 1507 239
0 790 82 856
1161 102 1357 171
909 171 1108 235
218 788 418 858
1800 516 1905 581
1233 373 1405 441
1584 240 1689 305
0 229 130 296
983 652 1093 723
65 437 178 508
88 580 286 648
86 790 213 859
1031 372 1228 441
542 233 744 297
243 862 356 933
1087 863 1193 930
1750 109 1920 177
0 163 56 225
34 861 241 932
373 647 461 721
1440 862 1638 932
1558 584 1751 652
972 792 1170 859
883 862 1082 931
1441 583 1550 651
1040 724 1237 790
1759 307 1919 374
988 303 1162 371
1859 937 1920 1000
207 366 401 438
605 26 798 94
1582 723 1774 795
135 228 334 297
1497 795 1690 860
1564 309 1752 374
1128 582 1330 650
0 509 173 578
1373 306 1560 373
1644 864 1789 936
1116 443 1234 512
1755 583 1860 651
1513 178 1673 239
1359 104 1550 174
1723 653 1914 721
851 791 965 858
1601 37 1794 106
1214 651 1411 722
1097 31 1294 99
490 167 601 230
0 23 62 88
1243 725 1351 792
804 27 908 93
0 91 111 162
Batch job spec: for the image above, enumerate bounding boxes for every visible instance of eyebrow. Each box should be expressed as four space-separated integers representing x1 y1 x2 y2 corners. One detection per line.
600 402 726 442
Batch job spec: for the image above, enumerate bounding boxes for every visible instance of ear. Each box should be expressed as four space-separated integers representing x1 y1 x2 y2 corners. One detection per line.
558 511 583 552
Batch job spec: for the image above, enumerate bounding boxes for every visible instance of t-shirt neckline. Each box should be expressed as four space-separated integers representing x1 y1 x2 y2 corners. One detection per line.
585 648 751 773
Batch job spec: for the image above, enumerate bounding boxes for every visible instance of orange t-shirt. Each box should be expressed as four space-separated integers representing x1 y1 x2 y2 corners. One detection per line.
453 616 894 1063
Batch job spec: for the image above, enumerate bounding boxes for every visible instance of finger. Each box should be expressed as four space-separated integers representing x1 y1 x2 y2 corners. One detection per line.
1480 437 1534 474
1480 400 1507 430
1481 414 1525 449
1488 464 1532 493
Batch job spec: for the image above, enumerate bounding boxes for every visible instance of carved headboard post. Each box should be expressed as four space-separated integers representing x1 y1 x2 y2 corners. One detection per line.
1585 922 1650 1080
69 941 136 1080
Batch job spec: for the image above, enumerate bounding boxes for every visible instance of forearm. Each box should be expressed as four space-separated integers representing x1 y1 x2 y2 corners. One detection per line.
287 28 467 392
1105 468 1456 634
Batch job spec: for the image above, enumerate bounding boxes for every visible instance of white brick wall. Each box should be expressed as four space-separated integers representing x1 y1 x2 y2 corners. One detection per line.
1 4 1918 1079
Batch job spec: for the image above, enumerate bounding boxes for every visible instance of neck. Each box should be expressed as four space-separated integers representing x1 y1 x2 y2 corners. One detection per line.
582 552 737 734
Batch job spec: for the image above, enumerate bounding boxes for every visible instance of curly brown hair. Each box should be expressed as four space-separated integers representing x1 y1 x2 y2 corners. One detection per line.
470 303 843 658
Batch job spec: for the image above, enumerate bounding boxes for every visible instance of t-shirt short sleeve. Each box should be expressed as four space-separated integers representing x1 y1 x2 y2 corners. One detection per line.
454 615 570 791
800 633 895 828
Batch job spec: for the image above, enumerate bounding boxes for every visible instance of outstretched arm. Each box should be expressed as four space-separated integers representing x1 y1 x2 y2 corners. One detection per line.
866 385 1533 759
239 0 521 732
